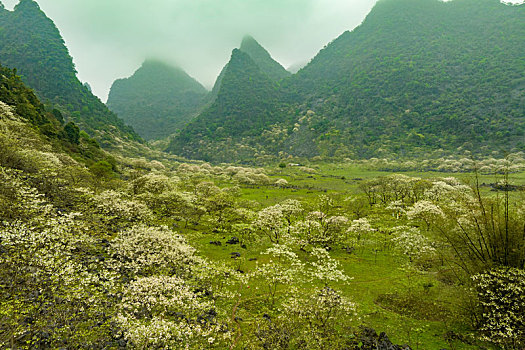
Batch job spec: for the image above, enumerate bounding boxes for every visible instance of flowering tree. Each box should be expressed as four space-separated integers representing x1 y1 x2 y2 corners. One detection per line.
346 217 375 243
252 205 286 243
472 268 525 348
279 287 356 349
274 178 289 188
391 226 436 262
406 200 444 230
116 275 226 349
110 225 198 278
93 190 151 228
250 244 305 307
293 212 349 246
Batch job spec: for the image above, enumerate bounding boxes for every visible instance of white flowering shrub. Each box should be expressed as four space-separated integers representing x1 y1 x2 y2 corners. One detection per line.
0 218 117 348
130 172 176 195
281 199 303 229
196 184 236 229
275 178 289 188
116 275 225 349
386 200 406 219
428 179 525 273
292 219 323 245
406 200 444 229
309 247 351 285
250 244 305 307
346 218 375 242
280 287 356 349
93 190 151 225
253 205 286 243
0 100 15 120
110 225 198 277
424 179 471 202
233 169 271 186
359 175 430 206
472 268 525 348
392 226 436 262
293 213 348 246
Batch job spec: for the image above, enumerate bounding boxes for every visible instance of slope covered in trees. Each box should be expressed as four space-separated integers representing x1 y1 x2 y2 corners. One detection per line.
208 36 289 102
282 0 525 158
0 0 140 146
169 0 525 162
168 49 287 162
239 35 291 83
0 63 116 172
107 60 208 140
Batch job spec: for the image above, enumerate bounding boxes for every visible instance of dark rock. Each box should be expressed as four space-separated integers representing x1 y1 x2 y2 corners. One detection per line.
249 258 257 261
241 244 247 249
226 236 240 244
194 287 213 297
354 327 412 350
197 308 217 324
231 252 241 258
210 241 222 246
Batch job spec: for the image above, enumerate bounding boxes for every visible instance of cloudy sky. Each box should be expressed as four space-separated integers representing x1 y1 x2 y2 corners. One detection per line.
2 0 379 101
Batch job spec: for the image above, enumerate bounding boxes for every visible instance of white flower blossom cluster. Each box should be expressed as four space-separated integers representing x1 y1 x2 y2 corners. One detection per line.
472 268 525 348
357 154 525 174
110 225 198 276
346 217 375 242
130 172 177 195
253 204 286 243
406 200 445 228
391 226 436 261
0 100 15 120
93 190 152 223
116 275 223 349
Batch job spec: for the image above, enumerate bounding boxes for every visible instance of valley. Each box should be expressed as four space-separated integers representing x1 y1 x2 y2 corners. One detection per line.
0 0 524 349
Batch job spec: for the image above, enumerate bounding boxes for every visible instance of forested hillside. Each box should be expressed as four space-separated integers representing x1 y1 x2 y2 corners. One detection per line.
239 35 291 83
107 60 208 140
284 0 525 158
168 0 525 162
209 36 290 100
168 49 287 162
0 0 140 146
0 63 115 168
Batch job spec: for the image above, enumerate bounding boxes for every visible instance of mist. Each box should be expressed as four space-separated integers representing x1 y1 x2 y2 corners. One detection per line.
2 0 378 101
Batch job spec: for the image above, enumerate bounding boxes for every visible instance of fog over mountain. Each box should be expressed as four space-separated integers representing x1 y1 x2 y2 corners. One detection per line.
2 0 379 101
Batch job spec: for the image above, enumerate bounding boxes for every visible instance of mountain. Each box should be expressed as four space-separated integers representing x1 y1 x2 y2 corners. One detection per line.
283 0 525 158
239 36 291 82
167 49 285 162
107 60 208 140
169 0 525 162
208 36 290 102
0 0 140 147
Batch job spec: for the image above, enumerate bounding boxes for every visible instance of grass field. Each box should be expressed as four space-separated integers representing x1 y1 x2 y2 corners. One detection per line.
180 163 520 349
